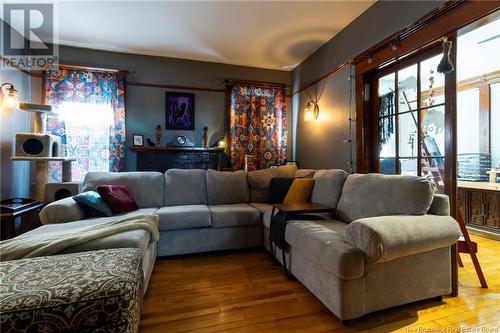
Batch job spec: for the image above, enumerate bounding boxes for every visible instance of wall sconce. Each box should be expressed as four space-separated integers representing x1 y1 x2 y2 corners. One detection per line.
0 83 19 110
304 100 319 121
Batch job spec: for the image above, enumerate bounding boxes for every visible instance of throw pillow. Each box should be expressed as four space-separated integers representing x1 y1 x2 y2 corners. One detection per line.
96 185 139 214
283 178 315 204
269 177 294 204
73 191 113 217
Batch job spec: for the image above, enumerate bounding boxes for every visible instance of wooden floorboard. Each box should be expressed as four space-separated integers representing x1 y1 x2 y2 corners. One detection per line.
140 235 500 332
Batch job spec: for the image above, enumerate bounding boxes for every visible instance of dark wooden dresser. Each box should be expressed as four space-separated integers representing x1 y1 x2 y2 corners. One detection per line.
457 181 500 234
129 146 225 172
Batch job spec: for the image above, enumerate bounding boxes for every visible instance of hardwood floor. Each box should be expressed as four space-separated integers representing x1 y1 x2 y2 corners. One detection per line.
140 235 500 332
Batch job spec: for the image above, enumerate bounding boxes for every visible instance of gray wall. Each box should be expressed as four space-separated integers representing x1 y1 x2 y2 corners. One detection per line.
291 0 445 171
54 46 291 171
0 70 32 199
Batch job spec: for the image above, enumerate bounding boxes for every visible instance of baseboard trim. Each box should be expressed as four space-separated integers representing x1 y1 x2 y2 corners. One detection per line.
466 226 500 242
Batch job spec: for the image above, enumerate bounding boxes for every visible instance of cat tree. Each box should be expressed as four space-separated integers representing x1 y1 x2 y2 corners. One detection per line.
10 104 77 203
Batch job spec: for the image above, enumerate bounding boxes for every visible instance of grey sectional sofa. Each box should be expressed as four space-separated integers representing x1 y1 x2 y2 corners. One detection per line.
36 166 460 321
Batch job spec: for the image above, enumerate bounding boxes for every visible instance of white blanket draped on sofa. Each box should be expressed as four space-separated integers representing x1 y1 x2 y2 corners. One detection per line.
0 215 159 261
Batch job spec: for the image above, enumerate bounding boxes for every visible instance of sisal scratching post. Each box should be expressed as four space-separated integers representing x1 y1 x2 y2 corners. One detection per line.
62 160 72 182
32 112 47 134
34 161 49 202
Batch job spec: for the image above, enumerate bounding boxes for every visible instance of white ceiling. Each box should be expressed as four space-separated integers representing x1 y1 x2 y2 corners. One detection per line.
20 1 375 71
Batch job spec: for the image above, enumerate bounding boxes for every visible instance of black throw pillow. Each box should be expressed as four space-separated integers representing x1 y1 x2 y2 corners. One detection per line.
269 177 294 204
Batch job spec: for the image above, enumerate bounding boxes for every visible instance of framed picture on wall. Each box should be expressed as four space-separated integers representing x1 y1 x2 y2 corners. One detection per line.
165 92 195 130
132 134 144 146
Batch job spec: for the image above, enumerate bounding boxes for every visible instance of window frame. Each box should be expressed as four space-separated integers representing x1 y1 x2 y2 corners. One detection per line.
369 45 445 178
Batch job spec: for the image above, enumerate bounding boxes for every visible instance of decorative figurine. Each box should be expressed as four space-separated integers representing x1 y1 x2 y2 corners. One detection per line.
203 126 208 148
156 125 162 147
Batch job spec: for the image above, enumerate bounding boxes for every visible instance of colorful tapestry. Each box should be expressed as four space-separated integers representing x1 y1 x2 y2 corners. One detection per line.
229 85 287 171
44 69 126 181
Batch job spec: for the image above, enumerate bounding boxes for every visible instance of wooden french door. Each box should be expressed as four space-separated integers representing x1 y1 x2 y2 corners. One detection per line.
369 46 449 193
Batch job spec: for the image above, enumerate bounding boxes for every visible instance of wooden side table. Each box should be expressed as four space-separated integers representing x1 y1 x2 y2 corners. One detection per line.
0 198 44 240
269 202 336 277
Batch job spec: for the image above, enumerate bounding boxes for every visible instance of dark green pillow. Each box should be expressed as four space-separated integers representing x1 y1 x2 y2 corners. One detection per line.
73 191 113 217
269 177 294 204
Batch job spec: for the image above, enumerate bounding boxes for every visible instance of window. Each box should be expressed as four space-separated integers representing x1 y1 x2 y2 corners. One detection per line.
375 49 446 192
49 102 114 181
44 68 126 182
456 16 500 181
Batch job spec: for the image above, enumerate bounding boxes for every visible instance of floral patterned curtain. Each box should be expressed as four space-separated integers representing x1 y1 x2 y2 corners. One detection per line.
44 69 126 181
229 84 287 171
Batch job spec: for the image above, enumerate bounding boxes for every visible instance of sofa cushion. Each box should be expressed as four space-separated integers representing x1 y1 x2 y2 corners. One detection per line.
427 194 450 216
295 169 315 178
206 170 250 204
156 205 211 231
247 165 297 202
22 208 159 256
310 169 348 208
165 169 207 206
0 249 142 333
336 173 435 222
84 171 164 208
209 204 260 228
285 220 364 280
250 202 275 228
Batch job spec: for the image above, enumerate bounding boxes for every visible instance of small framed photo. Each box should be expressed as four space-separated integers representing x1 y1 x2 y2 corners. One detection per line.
165 91 195 130
132 134 144 146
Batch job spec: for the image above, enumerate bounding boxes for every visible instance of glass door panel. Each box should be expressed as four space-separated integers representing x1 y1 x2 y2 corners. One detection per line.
398 64 418 112
491 83 500 169
421 105 445 157
378 73 396 174
400 158 418 176
420 54 445 108
398 111 418 157
422 158 445 193
375 49 446 192
378 73 396 100
456 13 499 232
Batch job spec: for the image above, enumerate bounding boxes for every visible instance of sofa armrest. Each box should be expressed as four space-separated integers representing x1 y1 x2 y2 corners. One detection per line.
427 194 450 216
39 197 86 224
345 215 460 263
